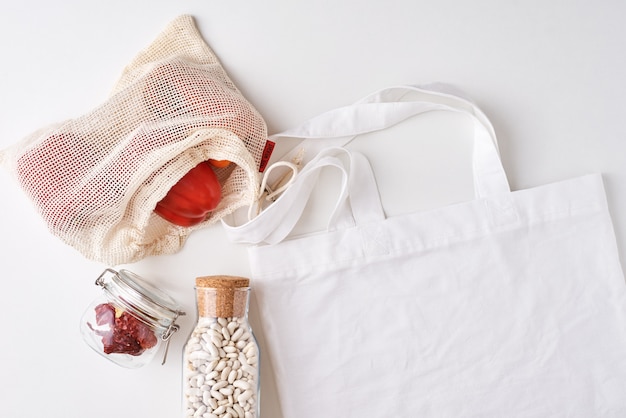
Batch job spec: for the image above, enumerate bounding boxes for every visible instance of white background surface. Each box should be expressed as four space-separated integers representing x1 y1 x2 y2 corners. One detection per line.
1 1 625 417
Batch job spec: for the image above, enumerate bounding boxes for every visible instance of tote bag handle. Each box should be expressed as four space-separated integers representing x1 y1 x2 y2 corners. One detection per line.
225 148 358 244
223 85 510 244
269 84 509 198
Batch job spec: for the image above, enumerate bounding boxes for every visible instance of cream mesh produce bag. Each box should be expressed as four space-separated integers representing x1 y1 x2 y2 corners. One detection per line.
0 15 272 265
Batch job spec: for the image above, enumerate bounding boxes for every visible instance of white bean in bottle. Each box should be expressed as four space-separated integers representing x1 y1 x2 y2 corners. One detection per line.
183 276 260 418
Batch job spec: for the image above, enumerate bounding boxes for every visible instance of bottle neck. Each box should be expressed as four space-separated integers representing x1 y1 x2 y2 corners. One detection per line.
196 287 250 318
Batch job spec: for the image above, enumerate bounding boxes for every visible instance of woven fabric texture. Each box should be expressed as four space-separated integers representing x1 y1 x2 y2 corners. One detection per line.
1 15 269 265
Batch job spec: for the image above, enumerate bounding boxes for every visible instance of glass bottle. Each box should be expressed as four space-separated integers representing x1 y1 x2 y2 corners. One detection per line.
80 268 185 368
183 276 260 418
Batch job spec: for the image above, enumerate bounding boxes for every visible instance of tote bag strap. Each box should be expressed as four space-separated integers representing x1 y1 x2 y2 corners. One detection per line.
224 147 360 244
269 84 509 198
223 85 509 244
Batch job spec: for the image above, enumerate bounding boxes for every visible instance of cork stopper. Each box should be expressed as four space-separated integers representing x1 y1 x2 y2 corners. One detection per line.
195 276 250 318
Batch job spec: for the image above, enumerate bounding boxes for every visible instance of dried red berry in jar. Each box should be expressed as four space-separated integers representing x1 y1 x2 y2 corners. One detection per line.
90 303 157 356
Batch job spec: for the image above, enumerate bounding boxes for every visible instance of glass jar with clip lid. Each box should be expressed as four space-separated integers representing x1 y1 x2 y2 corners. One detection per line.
80 268 185 368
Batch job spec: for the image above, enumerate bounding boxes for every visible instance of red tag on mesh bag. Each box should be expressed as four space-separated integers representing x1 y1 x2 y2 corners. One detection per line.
0 15 272 265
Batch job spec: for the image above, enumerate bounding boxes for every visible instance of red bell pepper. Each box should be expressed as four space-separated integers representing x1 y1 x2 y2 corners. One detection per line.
154 161 222 226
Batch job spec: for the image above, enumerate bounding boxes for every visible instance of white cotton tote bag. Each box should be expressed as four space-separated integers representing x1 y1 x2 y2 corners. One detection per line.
223 86 626 417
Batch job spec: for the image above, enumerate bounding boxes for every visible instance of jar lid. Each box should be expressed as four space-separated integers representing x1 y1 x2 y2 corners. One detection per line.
195 275 250 317
196 275 250 289
97 268 184 332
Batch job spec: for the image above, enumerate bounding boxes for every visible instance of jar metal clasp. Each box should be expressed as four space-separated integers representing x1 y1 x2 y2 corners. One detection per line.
95 268 118 287
160 319 180 365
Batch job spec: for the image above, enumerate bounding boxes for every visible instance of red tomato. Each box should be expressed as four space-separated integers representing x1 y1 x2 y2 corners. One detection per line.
154 161 222 226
